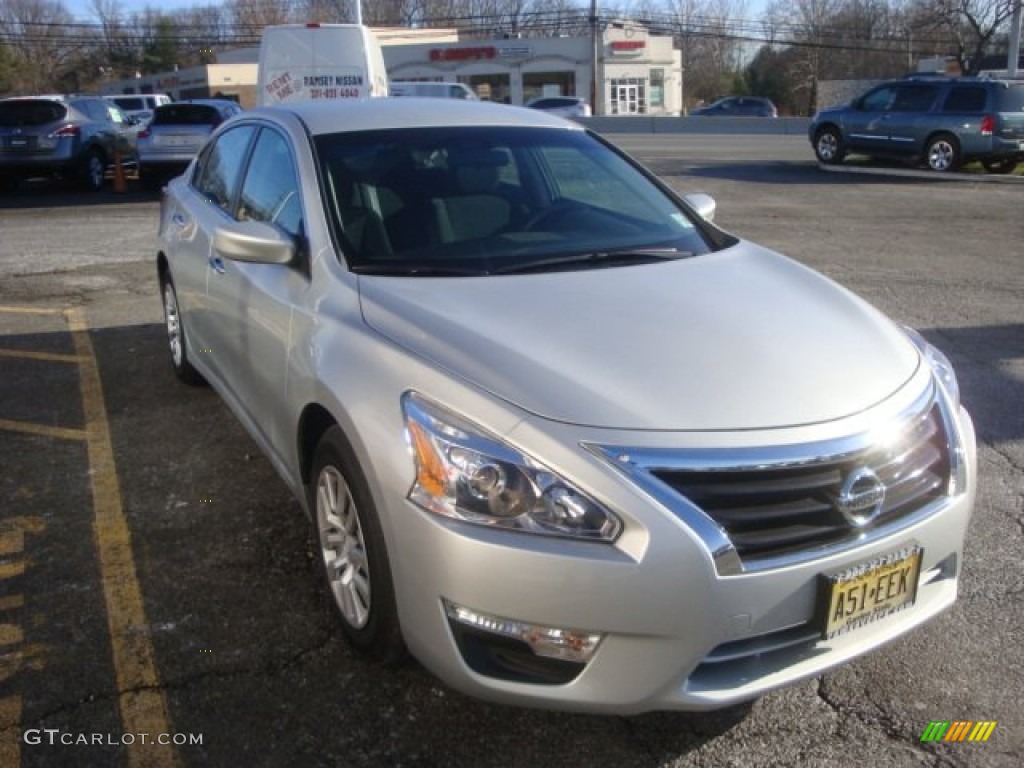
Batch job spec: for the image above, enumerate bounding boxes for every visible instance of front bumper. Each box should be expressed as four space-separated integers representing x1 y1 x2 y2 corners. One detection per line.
385 403 976 714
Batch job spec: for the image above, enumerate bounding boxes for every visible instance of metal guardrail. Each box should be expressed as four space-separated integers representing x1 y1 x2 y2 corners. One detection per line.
576 116 812 136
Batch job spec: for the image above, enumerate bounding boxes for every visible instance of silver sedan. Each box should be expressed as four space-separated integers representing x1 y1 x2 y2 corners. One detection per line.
156 98 976 714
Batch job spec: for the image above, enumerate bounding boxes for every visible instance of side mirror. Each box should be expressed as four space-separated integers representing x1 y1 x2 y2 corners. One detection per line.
683 192 716 222
213 220 295 264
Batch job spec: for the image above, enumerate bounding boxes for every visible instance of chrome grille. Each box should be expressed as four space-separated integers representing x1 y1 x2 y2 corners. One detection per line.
649 404 950 562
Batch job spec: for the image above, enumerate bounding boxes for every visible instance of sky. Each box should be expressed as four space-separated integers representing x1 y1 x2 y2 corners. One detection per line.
66 0 221 20
64 0 772 24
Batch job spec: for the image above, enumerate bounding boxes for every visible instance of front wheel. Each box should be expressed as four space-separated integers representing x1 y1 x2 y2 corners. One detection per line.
160 276 204 386
310 427 404 661
814 126 846 165
981 157 1018 174
925 134 960 172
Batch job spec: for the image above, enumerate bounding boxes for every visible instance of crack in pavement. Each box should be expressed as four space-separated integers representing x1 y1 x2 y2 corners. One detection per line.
816 677 972 767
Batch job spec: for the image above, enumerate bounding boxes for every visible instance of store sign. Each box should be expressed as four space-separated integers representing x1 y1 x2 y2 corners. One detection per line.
429 47 497 62
498 46 532 58
610 40 646 55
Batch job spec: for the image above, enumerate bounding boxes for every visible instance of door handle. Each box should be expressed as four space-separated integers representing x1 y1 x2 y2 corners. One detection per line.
172 213 188 228
209 256 226 275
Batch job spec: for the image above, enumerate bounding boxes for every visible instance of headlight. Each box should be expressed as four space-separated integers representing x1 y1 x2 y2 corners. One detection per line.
903 327 960 409
402 392 622 542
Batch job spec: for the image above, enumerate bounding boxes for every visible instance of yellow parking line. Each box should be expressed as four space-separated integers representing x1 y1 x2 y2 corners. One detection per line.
0 596 24 612
65 308 179 768
0 348 88 364
0 695 22 767
0 418 87 442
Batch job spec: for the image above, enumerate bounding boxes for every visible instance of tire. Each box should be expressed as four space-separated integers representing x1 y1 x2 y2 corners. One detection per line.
981 157 1018 174
160 276 205 386
309 426 404 662
925 134 960 172
80 148 107 191
814 126 846 165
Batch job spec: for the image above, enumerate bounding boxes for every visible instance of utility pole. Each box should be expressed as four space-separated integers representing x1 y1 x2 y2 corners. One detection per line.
590 0 599 114
1009 1 1022 77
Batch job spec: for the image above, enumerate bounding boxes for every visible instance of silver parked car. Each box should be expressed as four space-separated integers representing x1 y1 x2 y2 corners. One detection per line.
157 99 976 714
137 99 242 186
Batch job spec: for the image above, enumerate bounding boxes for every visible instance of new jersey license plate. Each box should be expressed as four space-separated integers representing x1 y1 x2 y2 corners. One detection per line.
820 546 922 638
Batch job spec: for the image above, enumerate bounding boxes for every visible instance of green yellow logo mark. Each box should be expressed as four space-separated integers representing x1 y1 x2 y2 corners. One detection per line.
920 720 997 742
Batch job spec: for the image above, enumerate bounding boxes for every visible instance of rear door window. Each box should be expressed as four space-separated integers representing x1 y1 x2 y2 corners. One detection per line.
941 87 988 112
0 100 67 127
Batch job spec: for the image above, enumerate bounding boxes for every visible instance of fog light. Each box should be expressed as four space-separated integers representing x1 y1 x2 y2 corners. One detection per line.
443 599 603 663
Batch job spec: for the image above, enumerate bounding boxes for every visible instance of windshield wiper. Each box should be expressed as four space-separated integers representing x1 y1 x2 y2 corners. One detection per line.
352 263 489 277
492 248 690 275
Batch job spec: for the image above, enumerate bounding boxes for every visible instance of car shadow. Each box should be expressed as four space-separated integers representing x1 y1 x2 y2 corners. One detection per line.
0 177 163 209
921 324 1024 444
673 161 948 186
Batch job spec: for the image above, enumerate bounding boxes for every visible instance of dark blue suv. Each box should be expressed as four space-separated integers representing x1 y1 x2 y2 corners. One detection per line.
809 77 1024 173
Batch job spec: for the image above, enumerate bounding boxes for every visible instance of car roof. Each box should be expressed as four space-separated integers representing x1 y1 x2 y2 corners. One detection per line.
254 98 579 135
161 99 239 108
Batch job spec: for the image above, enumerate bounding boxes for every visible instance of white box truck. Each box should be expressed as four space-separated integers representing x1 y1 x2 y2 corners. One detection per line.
258 23 389 106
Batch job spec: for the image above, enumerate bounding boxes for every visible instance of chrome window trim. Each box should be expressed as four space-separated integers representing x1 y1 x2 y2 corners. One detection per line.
585 380 965 577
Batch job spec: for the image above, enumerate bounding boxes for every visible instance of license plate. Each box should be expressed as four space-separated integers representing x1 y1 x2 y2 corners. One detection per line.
9 138 27 148
157 135 196 147
820 546 922 638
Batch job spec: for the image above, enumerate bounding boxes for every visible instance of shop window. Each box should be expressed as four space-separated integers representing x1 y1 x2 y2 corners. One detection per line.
650 69 664 107
458 74 511 104
522 71 577 105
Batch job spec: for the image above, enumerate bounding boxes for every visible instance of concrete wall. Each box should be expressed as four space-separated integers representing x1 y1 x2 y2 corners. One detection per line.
815 80 881 111
578 116 812 135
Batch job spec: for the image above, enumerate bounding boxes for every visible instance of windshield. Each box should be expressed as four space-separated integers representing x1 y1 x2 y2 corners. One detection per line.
314 126 717 275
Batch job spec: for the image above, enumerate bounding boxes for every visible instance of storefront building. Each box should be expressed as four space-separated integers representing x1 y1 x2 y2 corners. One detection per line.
101 23 681 116
385 24 681 116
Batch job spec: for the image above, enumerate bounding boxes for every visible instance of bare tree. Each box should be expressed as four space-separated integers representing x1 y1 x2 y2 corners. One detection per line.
912 0 1016 73
230 0 293 33
0 0 78 92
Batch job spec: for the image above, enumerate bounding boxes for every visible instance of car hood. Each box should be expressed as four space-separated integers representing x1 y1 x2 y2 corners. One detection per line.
358 244 919 431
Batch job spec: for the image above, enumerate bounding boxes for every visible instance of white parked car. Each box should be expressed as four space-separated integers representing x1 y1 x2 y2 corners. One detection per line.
525 95 592 117
157 98 975 714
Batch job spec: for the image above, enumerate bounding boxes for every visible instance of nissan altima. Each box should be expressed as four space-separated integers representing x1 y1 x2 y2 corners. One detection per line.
156 98 975 714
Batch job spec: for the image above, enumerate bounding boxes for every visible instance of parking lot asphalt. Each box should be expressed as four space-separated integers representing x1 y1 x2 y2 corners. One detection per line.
0 136 1021 767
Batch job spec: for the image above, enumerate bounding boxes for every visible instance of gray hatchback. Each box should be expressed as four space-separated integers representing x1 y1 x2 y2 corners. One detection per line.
0 95 137 192
810 76 1024 173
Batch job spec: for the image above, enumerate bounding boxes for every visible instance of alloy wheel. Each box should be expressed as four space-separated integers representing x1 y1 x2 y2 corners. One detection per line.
316 466 371 629
163 282 183 368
